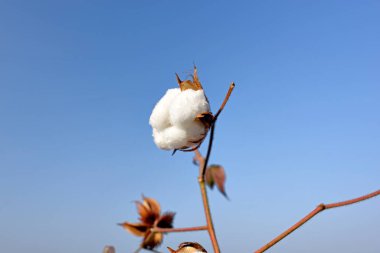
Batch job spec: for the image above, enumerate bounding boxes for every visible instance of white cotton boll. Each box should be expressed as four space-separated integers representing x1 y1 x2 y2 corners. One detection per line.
183 121 207 145
149 86 211 150
152 127 187 150
149 88 181 130
169 89 210 127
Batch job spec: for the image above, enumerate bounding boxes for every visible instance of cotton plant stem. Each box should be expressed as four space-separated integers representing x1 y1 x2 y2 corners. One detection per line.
255 189 380 253
152 226 208 233
194 149 221 253
199 177 221 253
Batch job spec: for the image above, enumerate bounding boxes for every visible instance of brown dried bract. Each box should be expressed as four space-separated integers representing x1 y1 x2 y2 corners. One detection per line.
176 66 203 91
119 196 175 250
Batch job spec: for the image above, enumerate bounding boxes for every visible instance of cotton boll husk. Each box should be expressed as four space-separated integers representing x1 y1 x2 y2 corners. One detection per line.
169 89 210 127
152 126 188 150
149 88 181 130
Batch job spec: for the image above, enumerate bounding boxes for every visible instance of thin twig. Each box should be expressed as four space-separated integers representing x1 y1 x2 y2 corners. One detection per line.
255 189 380 253
214 82 235 120
151 226 208 233
324 189 380 208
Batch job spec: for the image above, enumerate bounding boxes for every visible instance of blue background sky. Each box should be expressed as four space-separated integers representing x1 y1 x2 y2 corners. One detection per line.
1 1 379 253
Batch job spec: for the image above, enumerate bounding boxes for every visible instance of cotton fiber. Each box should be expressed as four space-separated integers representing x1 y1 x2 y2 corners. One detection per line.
149 88 210 150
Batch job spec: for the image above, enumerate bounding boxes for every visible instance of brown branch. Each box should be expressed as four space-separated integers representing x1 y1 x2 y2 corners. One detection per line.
215 82 235 120
151 226 207 233
199 176 220 253
195 149 221 253
255 189 380 253
324 190 380 208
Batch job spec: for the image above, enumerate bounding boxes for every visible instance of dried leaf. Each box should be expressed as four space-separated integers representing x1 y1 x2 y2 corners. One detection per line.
157 212 175 228
205 167 215 189
176 66 203 91
118 222 147 237
205 165 228 198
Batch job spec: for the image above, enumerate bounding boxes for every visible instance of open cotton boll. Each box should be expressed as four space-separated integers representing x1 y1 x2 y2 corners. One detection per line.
182 121 208 143
149 68 213 151
150 87 211 150
169 89 210 127
149 88 181 131
152 127 188 150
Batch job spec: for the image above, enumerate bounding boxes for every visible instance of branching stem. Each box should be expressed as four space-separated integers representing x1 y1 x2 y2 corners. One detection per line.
255 189 380 253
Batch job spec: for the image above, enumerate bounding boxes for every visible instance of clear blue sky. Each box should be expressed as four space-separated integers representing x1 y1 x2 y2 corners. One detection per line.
1 1 379 252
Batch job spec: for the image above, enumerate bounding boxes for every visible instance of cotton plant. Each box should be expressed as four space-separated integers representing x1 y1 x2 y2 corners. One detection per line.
114 67 379 253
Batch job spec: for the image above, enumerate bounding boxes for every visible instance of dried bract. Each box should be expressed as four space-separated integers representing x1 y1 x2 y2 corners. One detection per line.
119 196 175 250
